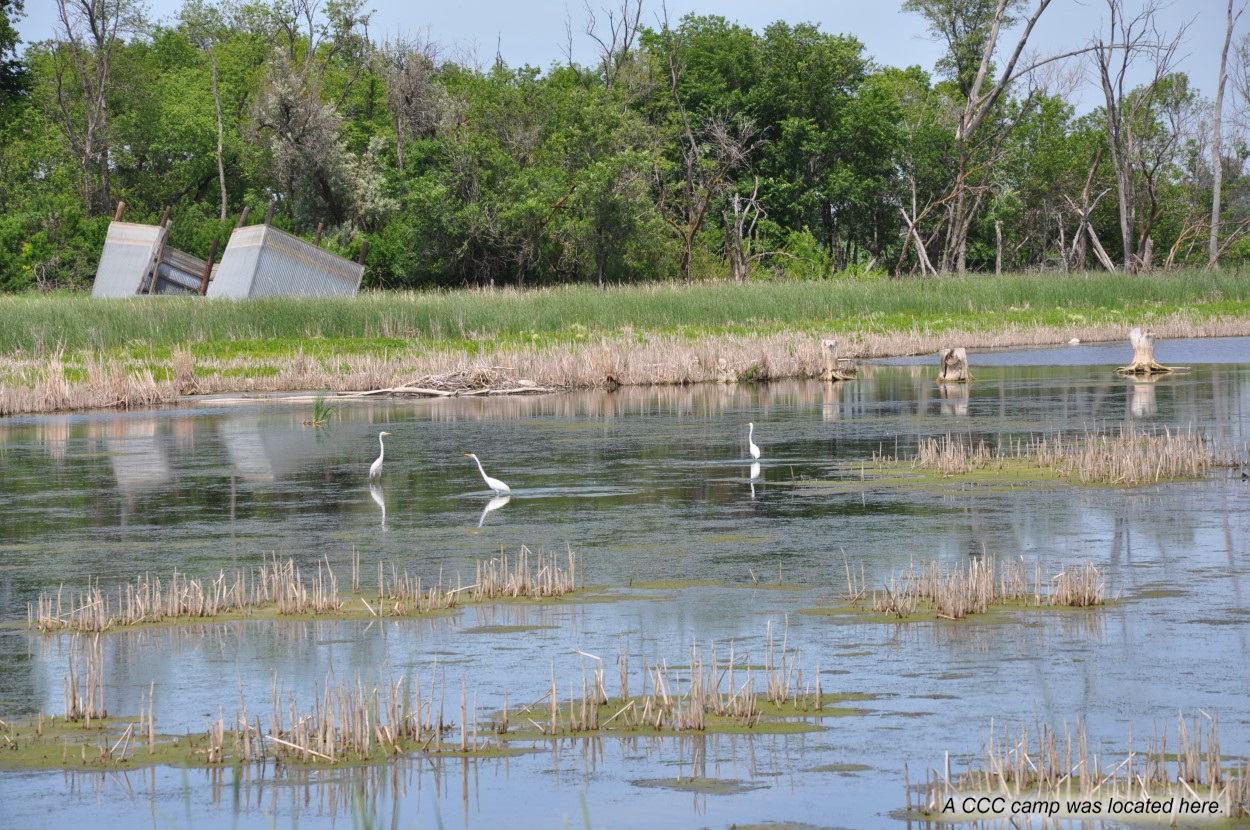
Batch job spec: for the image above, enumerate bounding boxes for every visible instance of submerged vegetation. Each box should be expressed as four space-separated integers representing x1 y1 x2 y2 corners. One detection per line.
5 625 860 771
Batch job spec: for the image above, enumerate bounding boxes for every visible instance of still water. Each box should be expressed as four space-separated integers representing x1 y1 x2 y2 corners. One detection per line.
1 338 1249 829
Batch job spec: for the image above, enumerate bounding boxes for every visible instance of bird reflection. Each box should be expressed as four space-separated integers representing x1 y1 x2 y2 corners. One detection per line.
749 461 761 500
478 494 511 527
369 481 386 528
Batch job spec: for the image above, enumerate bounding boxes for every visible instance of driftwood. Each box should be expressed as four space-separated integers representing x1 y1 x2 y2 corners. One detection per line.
820 338 857 381
937 347 971 383
1115 327 1185 375
341 368 557 399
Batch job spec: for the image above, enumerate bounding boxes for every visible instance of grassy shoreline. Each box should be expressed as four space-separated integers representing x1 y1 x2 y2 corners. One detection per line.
3 272 1250 416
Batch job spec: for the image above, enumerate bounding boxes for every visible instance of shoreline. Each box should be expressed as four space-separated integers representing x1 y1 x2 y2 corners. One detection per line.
4 313 1249 418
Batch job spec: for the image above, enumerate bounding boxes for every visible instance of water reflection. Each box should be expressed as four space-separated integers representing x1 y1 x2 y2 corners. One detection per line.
477 494 510 527
3 340 1250 830
369 481 386 527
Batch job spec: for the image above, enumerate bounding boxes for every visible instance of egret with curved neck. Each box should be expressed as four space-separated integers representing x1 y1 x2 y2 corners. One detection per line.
464 453 510 493
369 431 391 478
747 423 761 460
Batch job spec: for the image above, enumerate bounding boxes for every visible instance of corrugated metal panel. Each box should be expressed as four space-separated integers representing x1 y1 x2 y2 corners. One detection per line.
155 247 209 295
91 222 164 298
208 224 364 298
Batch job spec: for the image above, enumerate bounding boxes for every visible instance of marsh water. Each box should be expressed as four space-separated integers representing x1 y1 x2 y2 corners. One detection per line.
1 337 1249 829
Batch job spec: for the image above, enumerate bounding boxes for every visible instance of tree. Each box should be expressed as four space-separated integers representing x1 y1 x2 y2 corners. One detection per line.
1093 0 1187 271
1 0 27 107
1209 0 1244 268
51 0 148 215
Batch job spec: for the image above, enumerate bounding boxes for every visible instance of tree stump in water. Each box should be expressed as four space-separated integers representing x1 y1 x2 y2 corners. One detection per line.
820 338 857 381
1116 327 1174 375
937 347 970 383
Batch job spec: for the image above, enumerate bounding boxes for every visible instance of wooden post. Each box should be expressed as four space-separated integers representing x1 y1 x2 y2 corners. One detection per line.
144 212 172 295
820 337 856 381
1116 327 1176 374
937 348 970 383
357 238 370 265
263 202 275 225
198 237 219 296
235 206 251 228
113 201 126 221
315 223 323 246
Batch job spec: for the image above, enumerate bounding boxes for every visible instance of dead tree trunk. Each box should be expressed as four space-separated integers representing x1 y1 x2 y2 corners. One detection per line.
1115 326 1175 374
1209 0 1243 269
938 348 971 383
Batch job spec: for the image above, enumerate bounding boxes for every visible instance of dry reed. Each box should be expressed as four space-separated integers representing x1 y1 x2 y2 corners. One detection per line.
906 427 1242 484
30 548 579 633
871 556 1103 619
915 711 1250 820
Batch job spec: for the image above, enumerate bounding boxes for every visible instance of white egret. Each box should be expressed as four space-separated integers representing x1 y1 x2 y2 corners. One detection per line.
369 431 392 478
464 453 510 493
747 423 761 460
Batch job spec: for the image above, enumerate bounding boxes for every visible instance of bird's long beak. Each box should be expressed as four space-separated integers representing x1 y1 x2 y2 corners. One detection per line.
463 453 473 457
382 432 391 436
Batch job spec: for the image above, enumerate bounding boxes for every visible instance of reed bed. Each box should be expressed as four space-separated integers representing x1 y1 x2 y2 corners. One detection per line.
871 556 1103 619
906 427 1242 484
911 711 1250 821
5 271 1250 416
29 547 579 633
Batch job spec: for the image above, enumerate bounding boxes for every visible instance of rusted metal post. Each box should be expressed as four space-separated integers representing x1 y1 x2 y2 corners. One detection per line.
315 222 323 246
357 238 370 265
113 201 126 221
264 202 275 225
235 206 251 228
158 206 171 228
198 237 219 296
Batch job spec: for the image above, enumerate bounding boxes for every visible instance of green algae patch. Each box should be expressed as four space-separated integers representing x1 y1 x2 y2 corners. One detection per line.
631 776 768 795
459 624 558 635
0 713 541 772
805 762 873 774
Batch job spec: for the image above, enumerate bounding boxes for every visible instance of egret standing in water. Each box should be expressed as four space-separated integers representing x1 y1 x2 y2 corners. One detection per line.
369 431 392 479
464 453 510 493
747 423 761 460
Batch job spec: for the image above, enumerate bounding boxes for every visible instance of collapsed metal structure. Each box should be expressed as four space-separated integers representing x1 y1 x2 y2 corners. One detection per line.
91 203 366 299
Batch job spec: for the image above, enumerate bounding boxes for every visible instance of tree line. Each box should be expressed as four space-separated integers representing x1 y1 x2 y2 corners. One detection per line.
1 0 1248 293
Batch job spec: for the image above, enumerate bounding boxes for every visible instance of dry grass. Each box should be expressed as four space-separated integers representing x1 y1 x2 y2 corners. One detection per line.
911 711 1250 820
30 548 579 633
5 312 1250 416
871 556 1104 619
906 427 1242 484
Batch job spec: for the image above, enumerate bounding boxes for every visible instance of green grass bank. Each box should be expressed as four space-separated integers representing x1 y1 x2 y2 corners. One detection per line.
2 270 1250 415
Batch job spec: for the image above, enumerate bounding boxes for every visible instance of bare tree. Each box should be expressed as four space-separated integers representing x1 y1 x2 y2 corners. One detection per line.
907 0 1092 273
584 0 643 89
1210 0 1245 268
1093 0 1187 272
52 0 146 215
383 34 445 173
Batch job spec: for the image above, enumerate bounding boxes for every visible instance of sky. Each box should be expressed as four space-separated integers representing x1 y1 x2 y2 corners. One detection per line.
11 1 1232 110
